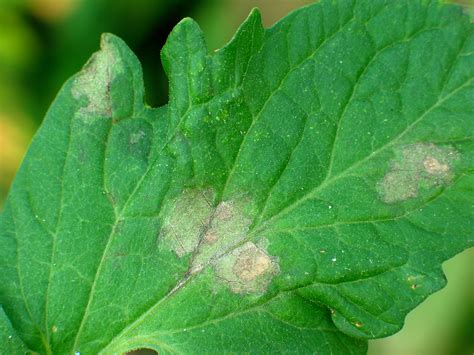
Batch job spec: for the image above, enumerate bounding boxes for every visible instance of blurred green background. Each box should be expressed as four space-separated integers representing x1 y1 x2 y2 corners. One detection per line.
0 0 472 354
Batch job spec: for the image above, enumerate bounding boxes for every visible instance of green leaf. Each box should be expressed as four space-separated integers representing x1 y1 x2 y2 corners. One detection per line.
1 0 473 353
0 306 30 354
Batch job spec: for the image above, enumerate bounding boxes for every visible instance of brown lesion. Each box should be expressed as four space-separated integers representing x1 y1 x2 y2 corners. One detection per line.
159 189 280 295
232 244 272 282
71 36 117 119
377 143 460 203
423 156 449 175
213 240 280 295
214 201 234 221
203 230 218 245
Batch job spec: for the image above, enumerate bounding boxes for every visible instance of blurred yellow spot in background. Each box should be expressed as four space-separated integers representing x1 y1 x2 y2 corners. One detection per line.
0 114 32 208
28 0 80 22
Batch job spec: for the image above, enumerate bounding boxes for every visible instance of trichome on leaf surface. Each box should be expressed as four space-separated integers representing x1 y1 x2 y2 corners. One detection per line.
1 0 473 354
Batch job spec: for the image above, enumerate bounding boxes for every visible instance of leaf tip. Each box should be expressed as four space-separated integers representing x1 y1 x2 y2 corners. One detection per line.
248 7 262 20
72 33 144 122
71 38 117 119
171 16 203 38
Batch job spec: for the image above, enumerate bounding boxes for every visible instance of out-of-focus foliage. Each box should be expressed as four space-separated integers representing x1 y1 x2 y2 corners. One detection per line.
0 1 472 354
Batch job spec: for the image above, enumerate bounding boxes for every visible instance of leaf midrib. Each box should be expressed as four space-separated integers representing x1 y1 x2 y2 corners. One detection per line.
71 6 470 353
96 73 473 353
70 14 263 353
256 77 473 231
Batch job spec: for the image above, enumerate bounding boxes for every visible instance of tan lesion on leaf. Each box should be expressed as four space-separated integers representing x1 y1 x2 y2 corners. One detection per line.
158 189 280 295
158 189 213 258
71 35 120 119
423 156 449 175
377 143 459 203
214 240 280 295
203 230 218 245
233 244 272 281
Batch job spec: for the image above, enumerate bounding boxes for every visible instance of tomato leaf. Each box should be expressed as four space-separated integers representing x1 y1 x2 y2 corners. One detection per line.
1 1 473 353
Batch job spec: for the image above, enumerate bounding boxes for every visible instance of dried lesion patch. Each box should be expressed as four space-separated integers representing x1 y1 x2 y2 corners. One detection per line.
214 240 279 294
159 189 214 257
72 35 121 118
158 189 279 295
377 143 459 203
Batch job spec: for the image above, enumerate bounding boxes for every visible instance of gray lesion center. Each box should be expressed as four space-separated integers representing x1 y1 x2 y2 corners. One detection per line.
377 143 459 203
158 189 279 295
71 36 118 119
